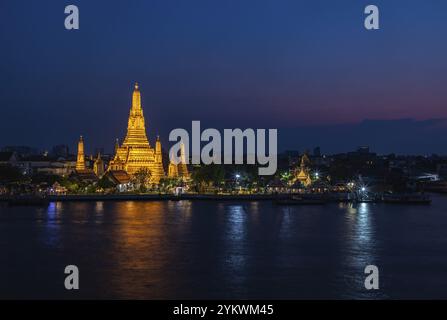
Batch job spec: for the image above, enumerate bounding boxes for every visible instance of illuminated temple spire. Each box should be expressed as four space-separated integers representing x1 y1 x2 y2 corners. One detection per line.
108 83 165 183
114 138 120 155
123 82 150 146
76 135 86 171
155 135 162 163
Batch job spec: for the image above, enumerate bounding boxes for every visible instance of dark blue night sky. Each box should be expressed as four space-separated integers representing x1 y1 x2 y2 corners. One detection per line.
1 0 447 154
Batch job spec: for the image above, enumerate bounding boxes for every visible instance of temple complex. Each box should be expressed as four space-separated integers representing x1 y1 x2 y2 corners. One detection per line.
108 83 165 183
294 153 312 187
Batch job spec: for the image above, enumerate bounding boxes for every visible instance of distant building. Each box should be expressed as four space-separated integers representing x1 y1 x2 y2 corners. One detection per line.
282 150 300 167
0 152 18 166
357 146 370 154
1 146 38 158
437 164 447 179
51 145 70 158
18 155 76 176
94 147 105 157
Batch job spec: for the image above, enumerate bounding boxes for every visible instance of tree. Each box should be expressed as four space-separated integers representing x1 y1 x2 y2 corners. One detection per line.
159 177 181 193
133 168 152 193
0 165 26 183
191 164 225 193
98 176 115 190
31 173 61 185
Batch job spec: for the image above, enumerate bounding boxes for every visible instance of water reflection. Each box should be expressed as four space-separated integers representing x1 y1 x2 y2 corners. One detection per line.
95 201 104 213
47 202 57 217
104 201 195 298
42 202 61 247
341 202 382 298
4 199 444 299
227 205 246 242
221 205 248 296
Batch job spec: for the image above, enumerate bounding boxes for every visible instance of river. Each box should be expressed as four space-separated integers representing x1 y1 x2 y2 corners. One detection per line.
1 196 447 299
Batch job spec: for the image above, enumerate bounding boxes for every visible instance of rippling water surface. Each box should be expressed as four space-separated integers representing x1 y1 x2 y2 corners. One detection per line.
1 196 447 299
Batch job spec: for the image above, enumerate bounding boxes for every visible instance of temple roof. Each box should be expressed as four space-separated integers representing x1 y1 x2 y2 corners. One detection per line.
74 169 98 181
106 170 131 185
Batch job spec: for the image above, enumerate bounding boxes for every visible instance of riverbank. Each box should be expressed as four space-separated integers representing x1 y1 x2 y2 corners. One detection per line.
0 194 288 202
0 193 434 204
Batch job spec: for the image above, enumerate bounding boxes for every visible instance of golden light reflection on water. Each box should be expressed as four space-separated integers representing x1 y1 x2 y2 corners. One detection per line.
95 201 104 213
105 201 193 298
3 199 415 298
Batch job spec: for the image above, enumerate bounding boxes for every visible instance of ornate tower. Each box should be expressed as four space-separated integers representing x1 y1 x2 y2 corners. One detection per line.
150 135 165 182
168 162 179 178
177 142 189 178
123 83 150 147
155 136 162 163
168 142 189 180
76 136 86 171
93 153 105 177
108 83 165 183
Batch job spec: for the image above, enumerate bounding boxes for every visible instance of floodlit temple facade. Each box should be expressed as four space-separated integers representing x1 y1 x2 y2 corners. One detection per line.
108 83 165 183
75 136 86 171
75 135 98 181
294 153 312 187
168 142 190 180
93 153 105 178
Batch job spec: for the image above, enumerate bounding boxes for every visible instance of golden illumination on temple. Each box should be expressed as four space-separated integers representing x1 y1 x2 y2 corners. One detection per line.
294 153 312 187
76 135 86 171
108 83 165 183
168 142 190 180
93 153 105 177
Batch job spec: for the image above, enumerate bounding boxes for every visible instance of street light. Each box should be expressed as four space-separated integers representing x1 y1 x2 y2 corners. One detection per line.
235 174 241 194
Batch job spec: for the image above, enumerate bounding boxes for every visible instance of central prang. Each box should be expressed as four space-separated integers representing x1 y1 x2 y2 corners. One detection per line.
107 83 165 183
